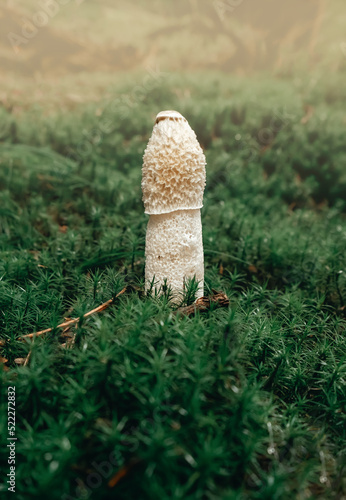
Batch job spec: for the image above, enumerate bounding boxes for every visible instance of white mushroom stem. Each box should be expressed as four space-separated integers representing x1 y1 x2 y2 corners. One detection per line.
145 209 204 299
142 110 206 302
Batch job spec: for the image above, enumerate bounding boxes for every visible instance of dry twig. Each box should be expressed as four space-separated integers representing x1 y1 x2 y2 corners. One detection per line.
174 290 230 317
0 287 229 351
24 349 32 367
20 286 128 341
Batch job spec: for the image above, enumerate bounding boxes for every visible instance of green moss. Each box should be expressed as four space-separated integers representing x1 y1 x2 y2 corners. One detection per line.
0 73 345 499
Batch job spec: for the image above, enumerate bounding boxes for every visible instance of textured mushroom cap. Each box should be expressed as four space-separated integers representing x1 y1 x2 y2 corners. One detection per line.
142 110 206 215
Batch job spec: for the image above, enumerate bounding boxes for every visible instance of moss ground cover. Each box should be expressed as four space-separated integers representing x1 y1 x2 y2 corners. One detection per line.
0 73 345 499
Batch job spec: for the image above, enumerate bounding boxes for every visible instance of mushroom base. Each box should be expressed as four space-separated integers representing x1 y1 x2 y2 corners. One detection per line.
145 209 204 302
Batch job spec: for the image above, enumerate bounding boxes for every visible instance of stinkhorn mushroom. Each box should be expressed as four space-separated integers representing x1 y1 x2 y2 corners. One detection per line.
142 110 206 301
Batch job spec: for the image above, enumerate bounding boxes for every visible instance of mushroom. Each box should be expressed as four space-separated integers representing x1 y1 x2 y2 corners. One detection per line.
142 110 206 301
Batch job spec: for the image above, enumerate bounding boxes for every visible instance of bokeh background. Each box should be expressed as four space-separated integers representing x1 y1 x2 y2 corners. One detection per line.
1 0 346 77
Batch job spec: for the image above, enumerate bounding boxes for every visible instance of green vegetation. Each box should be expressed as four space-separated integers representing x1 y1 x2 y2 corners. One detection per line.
0 72 346 499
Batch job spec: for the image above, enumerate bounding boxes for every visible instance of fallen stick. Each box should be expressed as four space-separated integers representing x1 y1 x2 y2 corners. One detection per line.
20 286 128 341
0 287 229 348
174 291 230 317
23 348 32 367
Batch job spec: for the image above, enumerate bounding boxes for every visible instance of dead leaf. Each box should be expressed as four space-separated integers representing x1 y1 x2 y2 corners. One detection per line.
108 458 141 488
14 358 25 365
248 265 258 274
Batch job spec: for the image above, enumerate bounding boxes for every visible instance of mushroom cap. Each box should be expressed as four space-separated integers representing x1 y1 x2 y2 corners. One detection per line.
155 110 187 123
142 110 206 215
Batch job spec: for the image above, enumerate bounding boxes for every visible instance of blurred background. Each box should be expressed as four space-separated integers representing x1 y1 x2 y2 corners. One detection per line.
1 0 345 86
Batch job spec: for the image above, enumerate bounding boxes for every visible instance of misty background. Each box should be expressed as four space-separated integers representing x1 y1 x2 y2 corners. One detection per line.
1 0 345 81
